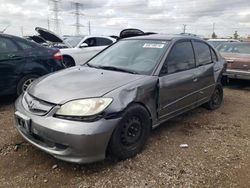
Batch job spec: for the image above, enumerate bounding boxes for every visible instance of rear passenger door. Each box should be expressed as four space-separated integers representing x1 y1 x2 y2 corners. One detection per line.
0 37 25 94
158 40 197 120
192 40 216 104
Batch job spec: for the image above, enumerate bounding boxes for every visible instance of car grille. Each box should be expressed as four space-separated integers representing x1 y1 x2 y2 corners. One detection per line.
22 93 55 116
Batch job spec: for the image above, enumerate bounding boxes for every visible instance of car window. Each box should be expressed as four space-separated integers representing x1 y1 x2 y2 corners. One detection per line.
193 41 212 66
16 40 33 50
87 40 169 75
162 41 195 74
210 48 218 62
84 38 97 47
96 38 113 46
0 37 19 53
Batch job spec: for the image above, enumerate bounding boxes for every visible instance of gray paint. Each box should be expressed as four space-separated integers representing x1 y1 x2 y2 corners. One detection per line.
15 34 226 163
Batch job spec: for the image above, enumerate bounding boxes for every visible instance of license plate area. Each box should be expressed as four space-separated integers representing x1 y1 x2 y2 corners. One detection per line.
15 111 31 133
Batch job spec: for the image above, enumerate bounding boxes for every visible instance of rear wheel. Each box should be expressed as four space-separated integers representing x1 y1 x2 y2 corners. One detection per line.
204 84 223 110
109 104 151 160
63 56 75 67
17 74 39 96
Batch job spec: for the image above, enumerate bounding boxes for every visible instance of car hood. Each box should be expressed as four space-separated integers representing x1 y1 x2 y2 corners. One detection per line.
35 27 64 43
28 66 146 104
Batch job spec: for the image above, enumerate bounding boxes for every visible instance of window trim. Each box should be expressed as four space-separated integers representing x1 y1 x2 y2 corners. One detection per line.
210 47 218 62
160 39 196 76
192 40 213 66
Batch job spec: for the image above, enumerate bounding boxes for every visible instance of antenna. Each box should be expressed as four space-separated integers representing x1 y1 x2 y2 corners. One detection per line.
71 2 84 35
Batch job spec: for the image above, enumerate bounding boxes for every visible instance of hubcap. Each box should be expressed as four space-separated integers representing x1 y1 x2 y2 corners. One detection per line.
121 116 142 147
22 78 35 92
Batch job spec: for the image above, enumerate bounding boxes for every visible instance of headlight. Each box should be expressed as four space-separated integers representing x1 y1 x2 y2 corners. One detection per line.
55 98 112 117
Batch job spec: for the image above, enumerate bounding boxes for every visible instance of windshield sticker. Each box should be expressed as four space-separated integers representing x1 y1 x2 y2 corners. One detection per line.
143 43 165 48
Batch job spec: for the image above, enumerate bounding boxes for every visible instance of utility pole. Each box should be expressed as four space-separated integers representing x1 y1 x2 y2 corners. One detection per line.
88 21 91 35
49 0 61 35
20 26 24 37
47 16 50 30
72 2 83 35
212 23 215 33
183 24 187 33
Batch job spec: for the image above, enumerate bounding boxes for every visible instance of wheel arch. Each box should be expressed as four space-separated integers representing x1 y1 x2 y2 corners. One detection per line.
62 55 76 66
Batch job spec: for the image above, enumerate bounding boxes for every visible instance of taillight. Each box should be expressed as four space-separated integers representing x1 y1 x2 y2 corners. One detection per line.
53 50 63 61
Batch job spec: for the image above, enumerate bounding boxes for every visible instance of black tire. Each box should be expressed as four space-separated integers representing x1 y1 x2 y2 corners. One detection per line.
109 104 151 160
204 84 223 110
63 56 75 67
17 74 39 96
221 76 229 86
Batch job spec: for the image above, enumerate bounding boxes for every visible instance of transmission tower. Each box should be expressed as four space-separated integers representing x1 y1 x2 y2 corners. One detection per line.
72 2 84 35
49 0 61 35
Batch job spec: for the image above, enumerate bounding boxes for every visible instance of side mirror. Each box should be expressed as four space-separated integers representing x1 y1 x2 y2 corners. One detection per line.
80 43 88 48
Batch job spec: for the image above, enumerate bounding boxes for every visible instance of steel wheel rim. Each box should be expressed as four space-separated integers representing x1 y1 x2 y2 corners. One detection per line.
121 116 142 147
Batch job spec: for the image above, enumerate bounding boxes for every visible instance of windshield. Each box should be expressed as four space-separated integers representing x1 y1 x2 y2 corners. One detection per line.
208 41 226 48
218 43 250 54
64 36 84 47
87 40 169 75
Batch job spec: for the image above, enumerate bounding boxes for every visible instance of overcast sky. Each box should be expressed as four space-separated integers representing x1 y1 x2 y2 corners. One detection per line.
0 0 250 38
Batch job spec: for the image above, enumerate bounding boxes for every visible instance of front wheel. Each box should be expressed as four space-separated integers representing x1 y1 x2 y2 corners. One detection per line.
17 74 39 96
108 104 151 160
204 84 223 110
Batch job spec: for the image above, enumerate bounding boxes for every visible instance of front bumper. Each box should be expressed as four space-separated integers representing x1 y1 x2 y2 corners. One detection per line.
223 69 250 80
14 95 121 163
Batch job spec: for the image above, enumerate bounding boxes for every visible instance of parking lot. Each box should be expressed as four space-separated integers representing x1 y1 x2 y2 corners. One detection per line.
0 80 249 187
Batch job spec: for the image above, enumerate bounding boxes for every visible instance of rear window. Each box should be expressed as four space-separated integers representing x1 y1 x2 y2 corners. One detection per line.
16 40 34 50
0 37 18 53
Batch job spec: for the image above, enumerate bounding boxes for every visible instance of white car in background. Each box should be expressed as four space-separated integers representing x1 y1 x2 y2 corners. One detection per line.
61 36 116 67
30 27 116 67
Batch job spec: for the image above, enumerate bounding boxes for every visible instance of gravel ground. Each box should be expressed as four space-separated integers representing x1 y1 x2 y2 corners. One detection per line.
0 80 250 188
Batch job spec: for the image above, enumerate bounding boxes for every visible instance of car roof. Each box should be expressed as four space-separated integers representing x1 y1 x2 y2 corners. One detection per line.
123 34 204 41
0 33 17 38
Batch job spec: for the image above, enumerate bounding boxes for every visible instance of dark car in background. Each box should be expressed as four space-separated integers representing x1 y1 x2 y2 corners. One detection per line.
0 34 65 96
218 42 250 81
15 34 225 163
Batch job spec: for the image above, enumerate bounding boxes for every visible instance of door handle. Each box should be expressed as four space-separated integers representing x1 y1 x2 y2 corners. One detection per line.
227 60 234 64
193 78 198 82
8 54 22 59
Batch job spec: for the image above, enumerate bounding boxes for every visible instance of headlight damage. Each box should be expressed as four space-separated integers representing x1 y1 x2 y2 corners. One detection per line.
54 98 113 121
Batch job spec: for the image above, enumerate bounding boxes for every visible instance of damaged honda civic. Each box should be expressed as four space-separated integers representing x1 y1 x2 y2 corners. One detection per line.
14 34 226 163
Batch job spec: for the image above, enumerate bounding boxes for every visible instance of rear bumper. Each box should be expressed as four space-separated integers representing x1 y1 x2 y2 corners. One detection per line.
223 69 250 80
14 95 120 163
